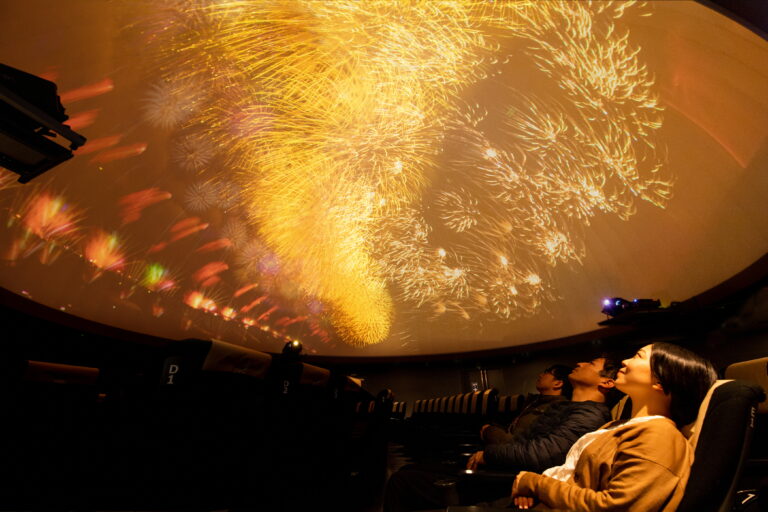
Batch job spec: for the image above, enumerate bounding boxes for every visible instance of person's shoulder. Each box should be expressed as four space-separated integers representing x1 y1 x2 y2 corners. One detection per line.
566 400 612 423
623 417 681 436
569 400 610 413
546 399 607 419
615 418 690 467
614 418 688 452
543 399 571 412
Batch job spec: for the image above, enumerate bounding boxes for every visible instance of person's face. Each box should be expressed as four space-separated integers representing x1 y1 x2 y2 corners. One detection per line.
535 370 562 394
615 344 655 393
569 357 607 387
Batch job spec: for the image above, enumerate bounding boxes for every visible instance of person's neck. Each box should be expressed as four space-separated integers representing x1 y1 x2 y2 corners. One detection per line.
571 386 605 403
539 390 561 397
629 393 671 419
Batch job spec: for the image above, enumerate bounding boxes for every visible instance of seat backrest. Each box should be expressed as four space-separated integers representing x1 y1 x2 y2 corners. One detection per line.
725 357 768 413
480 388 498 416
676 380 765 512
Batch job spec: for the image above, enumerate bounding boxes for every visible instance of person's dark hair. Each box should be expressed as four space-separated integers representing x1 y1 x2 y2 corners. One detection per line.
597 355 621 380
544 364 574 398
650 342 717 427
596 354 624 409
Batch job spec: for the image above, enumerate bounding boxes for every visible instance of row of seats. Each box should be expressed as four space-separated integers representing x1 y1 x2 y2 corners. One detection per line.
392 400 407 419
412 389 499 418
402 389 502 465
0 338 392 511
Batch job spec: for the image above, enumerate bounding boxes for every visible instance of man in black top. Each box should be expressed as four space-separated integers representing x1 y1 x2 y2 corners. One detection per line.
480 364 573 446
383 357 620 512
466 357 617 472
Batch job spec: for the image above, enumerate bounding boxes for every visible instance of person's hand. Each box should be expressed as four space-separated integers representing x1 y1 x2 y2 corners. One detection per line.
513 496 535 509
512 472 536 509
466 450 485 471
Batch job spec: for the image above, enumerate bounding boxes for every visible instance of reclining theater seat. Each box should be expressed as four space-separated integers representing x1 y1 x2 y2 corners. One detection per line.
677 379 765 512
724 357 768 510
444 377 765 512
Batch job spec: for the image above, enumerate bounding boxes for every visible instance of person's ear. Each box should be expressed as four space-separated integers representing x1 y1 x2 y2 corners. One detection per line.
651 381 665 394
552 379 563 391
599 378 615 390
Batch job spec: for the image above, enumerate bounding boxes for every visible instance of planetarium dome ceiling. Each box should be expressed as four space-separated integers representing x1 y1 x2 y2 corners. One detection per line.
1 0 767 356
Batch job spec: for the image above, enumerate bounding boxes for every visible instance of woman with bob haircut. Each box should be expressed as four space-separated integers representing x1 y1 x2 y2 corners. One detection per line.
510 342 717 511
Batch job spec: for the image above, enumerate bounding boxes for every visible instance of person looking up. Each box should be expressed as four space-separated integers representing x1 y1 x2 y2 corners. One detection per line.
468 356 620 472
482 364 573 445
511 343 717 512
384 356 620 512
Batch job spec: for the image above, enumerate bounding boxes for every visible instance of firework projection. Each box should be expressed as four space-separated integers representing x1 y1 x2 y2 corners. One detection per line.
135 0 669 346
1 1 767 355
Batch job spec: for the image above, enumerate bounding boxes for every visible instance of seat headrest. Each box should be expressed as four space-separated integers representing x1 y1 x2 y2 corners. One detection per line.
299 363 331 387
725 357 768 413
202 339 272 379
682 379 731 451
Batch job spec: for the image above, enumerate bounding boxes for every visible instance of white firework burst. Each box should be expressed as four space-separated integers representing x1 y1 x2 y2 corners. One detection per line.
141 80 202 130
173 132 215 173
183 181 219 212
221 216 249 247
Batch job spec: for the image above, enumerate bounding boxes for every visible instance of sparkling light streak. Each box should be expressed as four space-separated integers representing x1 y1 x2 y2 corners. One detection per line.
142 263 175 292
84 230 125 272
23 192 82 242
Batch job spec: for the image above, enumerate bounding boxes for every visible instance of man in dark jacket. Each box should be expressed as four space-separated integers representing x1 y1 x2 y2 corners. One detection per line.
480 364 573 445
383 357 619 512
466 357 617 472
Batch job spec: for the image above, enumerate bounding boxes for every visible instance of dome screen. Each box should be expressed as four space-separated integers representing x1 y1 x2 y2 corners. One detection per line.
1 1 767 356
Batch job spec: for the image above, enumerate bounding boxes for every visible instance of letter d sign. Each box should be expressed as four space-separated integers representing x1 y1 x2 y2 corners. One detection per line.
162 357 181 385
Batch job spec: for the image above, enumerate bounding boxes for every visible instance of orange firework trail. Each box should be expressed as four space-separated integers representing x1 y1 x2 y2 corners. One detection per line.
274 316 308 327
171 217 202 232
90 143 147 164
169 222 208 242
60 78 114 104
256 305 278 323
148 218 209 253
195 238 232 253
200 276 220 287
234 283 258 298
65 109 99 131
240 294 267 313
119 188 172 224
147 242 167 254
192 261 229 284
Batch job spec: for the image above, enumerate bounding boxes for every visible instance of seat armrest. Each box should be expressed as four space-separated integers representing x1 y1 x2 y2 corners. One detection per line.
457 468 519 483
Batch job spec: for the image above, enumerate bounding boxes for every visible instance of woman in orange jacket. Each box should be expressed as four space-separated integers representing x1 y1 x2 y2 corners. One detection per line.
511 342 716 512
